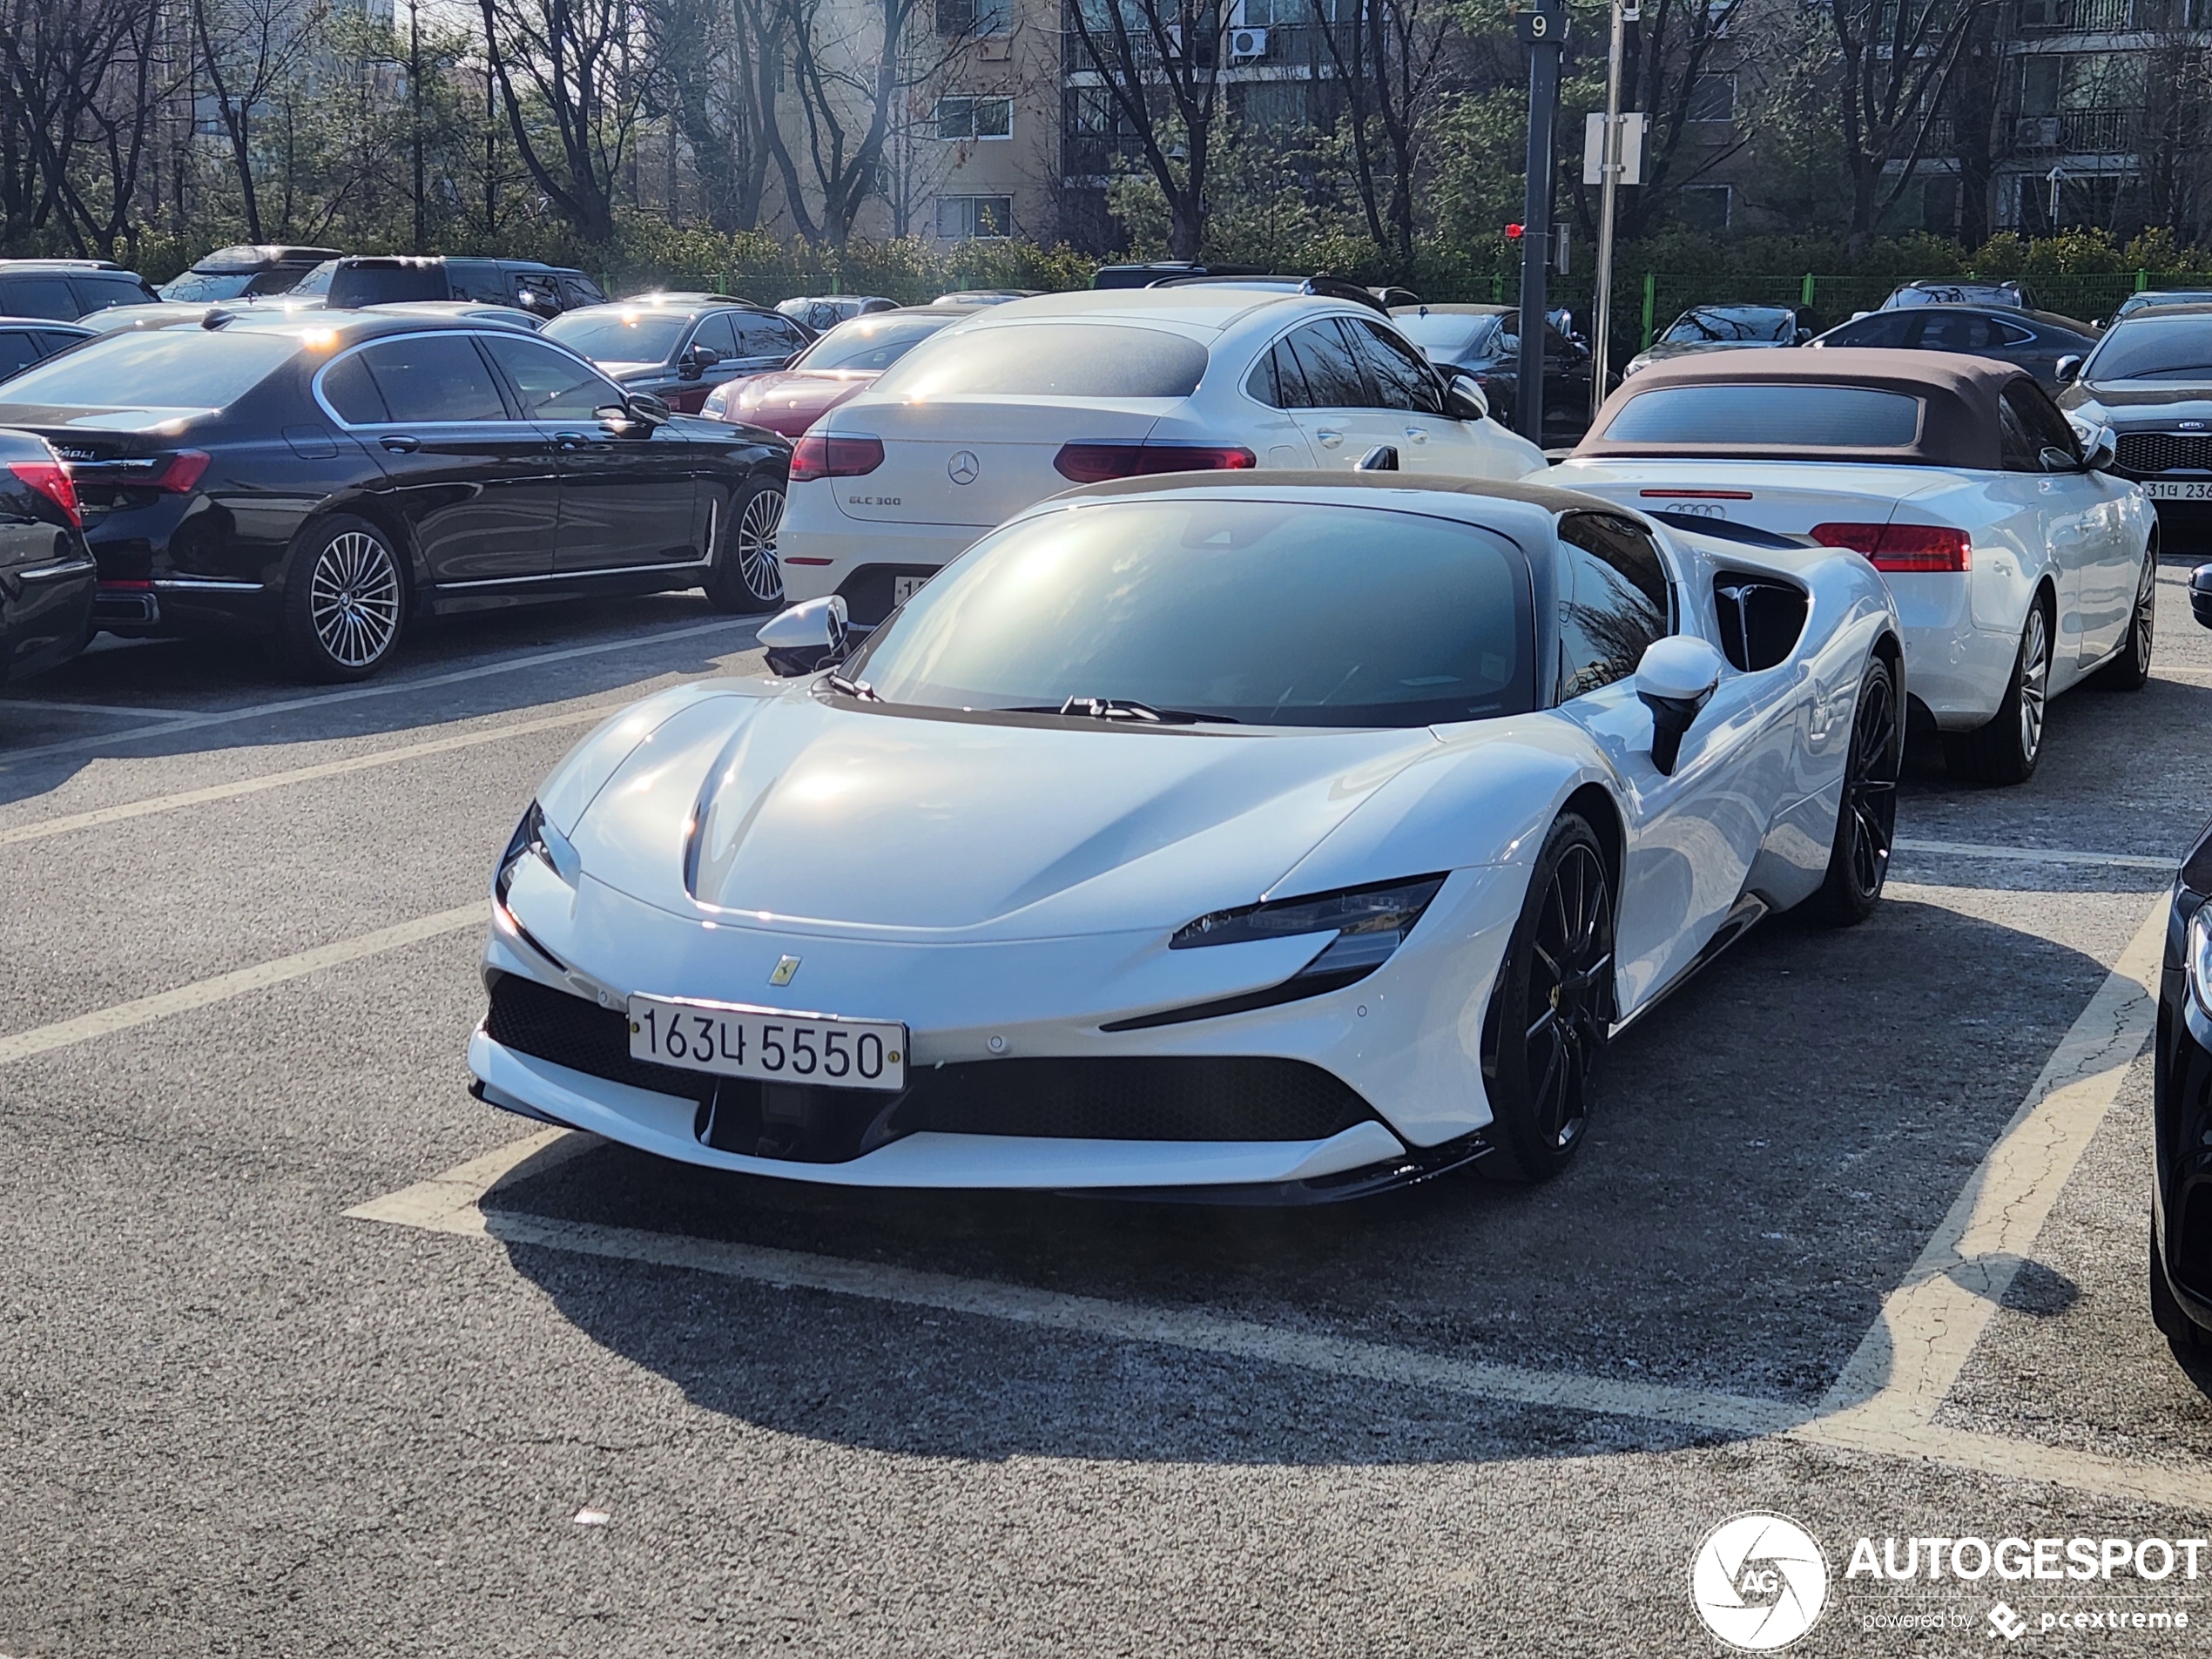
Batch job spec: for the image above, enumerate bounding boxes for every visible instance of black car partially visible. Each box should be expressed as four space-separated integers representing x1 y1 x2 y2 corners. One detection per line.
1389 303 1592 446
158 244 343 304
1811 303 2098 388
0 314 791 682
543 298 812 415
2151 563 2212 1355
0 317 93 381
2060 307 2212 537
0 428 97 684
326 257 605 320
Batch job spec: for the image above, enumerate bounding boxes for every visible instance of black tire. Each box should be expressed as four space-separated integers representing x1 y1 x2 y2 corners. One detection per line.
1942 596 2051 786
2093 544 2156 691
705 476 786 614
1479 813 1614 1184
277 514 407 682
1803 654 1900 926
2150 1226 2212 1352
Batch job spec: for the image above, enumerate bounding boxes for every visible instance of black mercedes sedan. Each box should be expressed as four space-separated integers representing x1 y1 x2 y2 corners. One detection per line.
0 314 792 680
2151 563 2212 1355
1811 302 2098 388
0 427 97 683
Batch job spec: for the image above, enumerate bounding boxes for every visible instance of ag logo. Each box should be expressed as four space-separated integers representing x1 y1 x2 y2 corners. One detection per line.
948 449 980 485
1689 1514 1829 1651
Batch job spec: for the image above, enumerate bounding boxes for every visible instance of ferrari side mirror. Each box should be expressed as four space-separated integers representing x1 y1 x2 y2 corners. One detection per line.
759 594 848 676
1635 634 1725 774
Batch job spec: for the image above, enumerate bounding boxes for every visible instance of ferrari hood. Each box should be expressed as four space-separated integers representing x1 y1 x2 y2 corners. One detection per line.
568 688 1442 940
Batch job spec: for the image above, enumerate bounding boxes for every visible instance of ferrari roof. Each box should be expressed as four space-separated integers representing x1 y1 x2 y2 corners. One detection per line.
1574 347 2031 469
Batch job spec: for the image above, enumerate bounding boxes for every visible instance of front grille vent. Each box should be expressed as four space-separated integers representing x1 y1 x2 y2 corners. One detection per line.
2115 430 2212 475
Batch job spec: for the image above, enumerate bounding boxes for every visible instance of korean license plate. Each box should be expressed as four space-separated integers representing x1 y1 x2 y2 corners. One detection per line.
628 995 907 1090
892 574 928 606
2144 479 2212 500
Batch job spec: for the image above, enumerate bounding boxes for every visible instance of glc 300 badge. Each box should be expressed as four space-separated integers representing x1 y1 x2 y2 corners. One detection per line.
948 450 980 485
768 954 800 987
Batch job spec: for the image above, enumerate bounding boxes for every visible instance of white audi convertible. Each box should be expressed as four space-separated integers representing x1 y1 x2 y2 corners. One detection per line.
469 475 1902 1197
1554 349 2156 785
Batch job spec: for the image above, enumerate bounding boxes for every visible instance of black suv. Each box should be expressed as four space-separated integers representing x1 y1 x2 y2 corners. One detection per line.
542 297 812 414
0 260 161 320
159 245 343 304
326 257 604 320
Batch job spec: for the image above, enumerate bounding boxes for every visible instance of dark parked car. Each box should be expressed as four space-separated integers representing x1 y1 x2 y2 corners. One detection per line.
0 317 92 380
325 257 605 320
1811 303 2099 388
1389 302 1592 446
543 298 811 415
0 260 160 320
0 427 97 685
776 294 897 334
2058 306 2212 529
1881 279 2038 311
158 245 342 304
1617 304 1808 381
700 304 981 436
1090 261 1266 289
0 314 791 680
2151 568 2212 1354
2108 289 2212 323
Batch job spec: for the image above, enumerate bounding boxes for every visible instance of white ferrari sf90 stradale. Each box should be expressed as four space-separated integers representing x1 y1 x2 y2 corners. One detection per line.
469 474 1903 1197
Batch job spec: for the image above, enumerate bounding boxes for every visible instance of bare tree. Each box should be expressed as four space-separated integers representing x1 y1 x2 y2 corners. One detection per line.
644 0 779 231
477 0 645 242
1064 0 1230 258
1305 0 1455 265
1829 0 1995 248
0 0 167 255
192 0 320 241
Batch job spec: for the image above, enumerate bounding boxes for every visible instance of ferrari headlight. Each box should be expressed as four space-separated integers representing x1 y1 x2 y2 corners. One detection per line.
496 801 580 903
1173 875 1447 981
2188 905 2212 1024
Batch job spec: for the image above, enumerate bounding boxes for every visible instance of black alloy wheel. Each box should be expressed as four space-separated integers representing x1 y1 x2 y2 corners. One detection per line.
1944 597 2051 786
705 476 786 614
2094 545 2156 691
1805 655 1900 925
1480 813 1614 1184
278 514 406 682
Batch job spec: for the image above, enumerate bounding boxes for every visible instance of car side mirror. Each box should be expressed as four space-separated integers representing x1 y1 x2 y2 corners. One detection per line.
678 344 722 380
1443 368 1488 421
2054 354 2082 384
1795 327 1813 345
2083 424 2117 471
2039 443 2080 474
2191 563 2212 630
1635 635 1725 774
759 594 849 677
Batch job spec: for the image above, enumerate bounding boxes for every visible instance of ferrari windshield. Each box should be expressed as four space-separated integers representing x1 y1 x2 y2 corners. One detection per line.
1660 306 1795 344
2081 315 2212 381
837 499 1534 728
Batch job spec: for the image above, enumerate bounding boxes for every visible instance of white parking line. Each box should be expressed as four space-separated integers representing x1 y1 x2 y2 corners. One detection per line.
0 907 481 1066
1894 837 2177 871
0 617 757 766
0 705 609 849
0 698 192 719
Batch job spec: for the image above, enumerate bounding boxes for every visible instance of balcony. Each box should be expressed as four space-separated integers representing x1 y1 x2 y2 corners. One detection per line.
1060 17 1359 78
2012 107 2141 152
2019 0 2134 28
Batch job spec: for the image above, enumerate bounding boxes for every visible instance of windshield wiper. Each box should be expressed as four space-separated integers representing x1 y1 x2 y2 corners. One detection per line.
1006 696 1238 725
824 671 880 701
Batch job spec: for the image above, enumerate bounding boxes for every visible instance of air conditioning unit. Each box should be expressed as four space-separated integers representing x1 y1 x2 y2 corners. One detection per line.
2016 115 2062 147
1231 25 1270 57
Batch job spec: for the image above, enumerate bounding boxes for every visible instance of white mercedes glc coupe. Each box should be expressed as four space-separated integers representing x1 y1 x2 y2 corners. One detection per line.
470 474 1901 1197
772 286 1548 624
1554 348 2157 784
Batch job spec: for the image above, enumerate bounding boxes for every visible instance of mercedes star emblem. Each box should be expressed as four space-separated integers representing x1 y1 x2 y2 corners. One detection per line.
948 450 980 485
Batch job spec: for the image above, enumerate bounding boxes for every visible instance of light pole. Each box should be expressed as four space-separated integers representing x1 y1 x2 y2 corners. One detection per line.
1514 0 1567 447
409 0 426 252
1589 0 1634 421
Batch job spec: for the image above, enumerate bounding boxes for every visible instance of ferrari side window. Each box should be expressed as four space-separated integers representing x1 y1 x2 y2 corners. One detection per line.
1556 513 1672 702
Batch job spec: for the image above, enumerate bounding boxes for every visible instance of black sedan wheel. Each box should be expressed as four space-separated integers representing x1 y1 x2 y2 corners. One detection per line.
1805 655 1899 925
279 515 406 682
1480 813 1614 1184
705 477 785 614
2094 546 2156 691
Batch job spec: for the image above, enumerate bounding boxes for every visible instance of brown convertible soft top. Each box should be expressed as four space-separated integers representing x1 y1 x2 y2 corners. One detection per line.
1572 347 2038 470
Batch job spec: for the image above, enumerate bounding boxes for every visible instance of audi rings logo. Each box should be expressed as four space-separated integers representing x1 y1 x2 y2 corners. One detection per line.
1671 500 1729 519
1690 1514 1830 1651
948 449 980 485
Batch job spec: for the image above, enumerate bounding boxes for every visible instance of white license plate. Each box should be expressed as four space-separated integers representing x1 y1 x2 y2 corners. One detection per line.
628 995 907 1090
2144 480 2212 500
892 574 927 606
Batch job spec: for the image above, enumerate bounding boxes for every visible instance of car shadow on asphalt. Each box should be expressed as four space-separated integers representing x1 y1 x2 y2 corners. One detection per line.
480 894 2121 1460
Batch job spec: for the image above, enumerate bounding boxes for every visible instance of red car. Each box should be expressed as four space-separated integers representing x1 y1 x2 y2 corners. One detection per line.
700 304 981 436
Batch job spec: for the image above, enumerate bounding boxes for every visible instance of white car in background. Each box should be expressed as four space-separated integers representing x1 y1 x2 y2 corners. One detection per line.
1554 348 2156 784
773 286 1548 624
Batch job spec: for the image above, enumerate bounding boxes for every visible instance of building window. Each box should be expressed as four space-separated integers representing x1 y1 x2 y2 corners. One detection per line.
1677 185 1732 230
1687 72 1736 124
937 0 1010 33
938 194 1014 238
935 95 1015 139
1238 80 1308 129
1921 174 1959 233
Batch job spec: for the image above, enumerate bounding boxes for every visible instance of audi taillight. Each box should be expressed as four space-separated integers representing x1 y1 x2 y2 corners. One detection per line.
9 460 80 527
789 435 884 482
1811 521 1971 573
1052 442 1258 484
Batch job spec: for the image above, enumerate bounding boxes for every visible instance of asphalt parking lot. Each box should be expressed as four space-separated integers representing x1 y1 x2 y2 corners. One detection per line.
3 569 2211 1656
